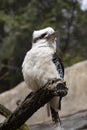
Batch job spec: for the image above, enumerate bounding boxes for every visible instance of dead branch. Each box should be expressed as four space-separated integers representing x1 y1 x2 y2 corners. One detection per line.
0 79 68 130
0 104 30 130
0 104 11 118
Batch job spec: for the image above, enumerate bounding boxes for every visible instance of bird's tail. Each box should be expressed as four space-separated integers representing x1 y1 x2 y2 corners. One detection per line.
47 96 62 124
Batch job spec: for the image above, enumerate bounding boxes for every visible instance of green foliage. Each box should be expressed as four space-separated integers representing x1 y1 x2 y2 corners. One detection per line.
0 0 87 92
17 124 30 130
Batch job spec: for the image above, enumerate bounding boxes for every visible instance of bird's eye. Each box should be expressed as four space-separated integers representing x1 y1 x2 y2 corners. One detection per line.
40 33 47 39
33 33 47 43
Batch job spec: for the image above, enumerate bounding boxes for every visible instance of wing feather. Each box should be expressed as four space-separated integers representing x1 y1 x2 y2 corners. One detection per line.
52 53 64 79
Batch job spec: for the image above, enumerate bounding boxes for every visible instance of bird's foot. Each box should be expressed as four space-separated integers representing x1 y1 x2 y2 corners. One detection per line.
47 78 61 86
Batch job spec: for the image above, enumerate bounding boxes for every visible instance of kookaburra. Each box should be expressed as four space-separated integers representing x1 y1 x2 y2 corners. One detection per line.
22 27 64 124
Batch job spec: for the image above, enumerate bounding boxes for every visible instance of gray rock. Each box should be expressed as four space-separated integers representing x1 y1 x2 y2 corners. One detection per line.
30 110 87 130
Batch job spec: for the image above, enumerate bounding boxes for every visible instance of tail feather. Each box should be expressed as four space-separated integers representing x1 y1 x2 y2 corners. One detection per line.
50 107 61 124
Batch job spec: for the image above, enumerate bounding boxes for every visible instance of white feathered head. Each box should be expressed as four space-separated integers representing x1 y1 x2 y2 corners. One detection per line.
32 27 58 49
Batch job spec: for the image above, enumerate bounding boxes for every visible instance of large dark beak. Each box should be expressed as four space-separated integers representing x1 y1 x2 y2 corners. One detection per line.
46 31 58 41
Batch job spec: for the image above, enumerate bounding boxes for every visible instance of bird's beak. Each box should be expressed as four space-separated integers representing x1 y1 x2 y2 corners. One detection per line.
46 31 58 41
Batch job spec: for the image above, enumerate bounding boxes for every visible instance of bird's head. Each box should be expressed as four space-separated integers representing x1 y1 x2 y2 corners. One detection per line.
32 27 58 50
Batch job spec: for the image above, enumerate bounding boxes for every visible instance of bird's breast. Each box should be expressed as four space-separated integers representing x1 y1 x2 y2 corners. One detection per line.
22 47 60 90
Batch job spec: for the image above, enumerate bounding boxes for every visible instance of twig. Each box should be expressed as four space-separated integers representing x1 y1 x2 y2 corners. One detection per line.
0 104 11 118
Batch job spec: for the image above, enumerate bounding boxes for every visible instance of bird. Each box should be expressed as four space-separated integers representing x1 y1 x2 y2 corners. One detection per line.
22 27 64 125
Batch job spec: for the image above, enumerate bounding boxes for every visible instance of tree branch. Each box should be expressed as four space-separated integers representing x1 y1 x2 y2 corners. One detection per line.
0 79 68 130
0 104 11 118
0 104 30 130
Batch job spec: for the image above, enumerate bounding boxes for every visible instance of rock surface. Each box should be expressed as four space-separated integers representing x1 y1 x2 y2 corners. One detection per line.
0 60 87 125
62 60 87 116
30 109 87 130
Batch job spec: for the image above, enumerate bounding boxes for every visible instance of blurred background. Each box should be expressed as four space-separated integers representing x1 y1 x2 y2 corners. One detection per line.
0 0 87 93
